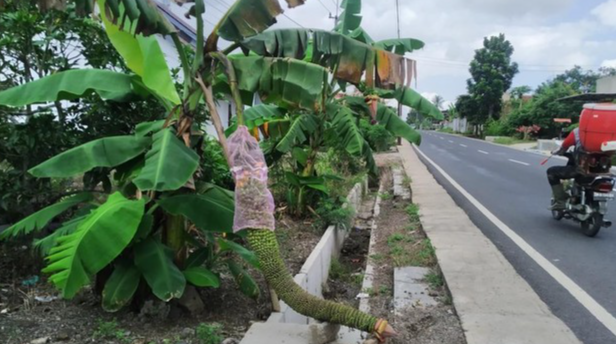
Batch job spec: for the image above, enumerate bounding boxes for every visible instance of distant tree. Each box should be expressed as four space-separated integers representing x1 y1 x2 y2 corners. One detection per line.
510 86 532 100
598 66 616 77
455 95 481 124
467 34 519 122
553 66 599 94
432 94 445 110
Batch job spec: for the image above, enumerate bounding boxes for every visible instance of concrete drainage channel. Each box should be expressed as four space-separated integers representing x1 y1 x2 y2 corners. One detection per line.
241 165 446 344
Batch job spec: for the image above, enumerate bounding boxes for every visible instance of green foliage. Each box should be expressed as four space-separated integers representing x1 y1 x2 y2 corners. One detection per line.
29 135 150 178
44 192 145 299
0 193 92 239
467 34 519 122
334 0 362 35
425 270 444 289
0 69 139 106
102 259 141 312
133 128 199 191
315 197 354 231
134 238 187 302
196 323 223 344
484 118 511 137
360 120 395 153
98 6 180 105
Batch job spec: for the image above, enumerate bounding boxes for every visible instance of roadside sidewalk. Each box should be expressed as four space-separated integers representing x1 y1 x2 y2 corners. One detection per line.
398 141 580 344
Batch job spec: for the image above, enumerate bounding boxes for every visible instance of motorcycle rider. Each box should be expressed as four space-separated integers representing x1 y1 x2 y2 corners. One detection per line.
547 128 581 210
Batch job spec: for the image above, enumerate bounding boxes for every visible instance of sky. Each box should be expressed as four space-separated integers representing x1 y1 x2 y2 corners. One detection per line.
189 0 616 108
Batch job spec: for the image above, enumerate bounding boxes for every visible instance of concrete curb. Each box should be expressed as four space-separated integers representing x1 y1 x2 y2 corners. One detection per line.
398 141 581 344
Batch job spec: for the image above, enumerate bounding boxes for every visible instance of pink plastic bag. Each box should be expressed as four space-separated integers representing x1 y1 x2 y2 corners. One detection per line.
228 126 276 232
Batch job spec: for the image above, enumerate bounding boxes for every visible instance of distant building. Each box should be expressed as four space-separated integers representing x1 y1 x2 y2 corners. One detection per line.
501 92 532 117
597 76 616 93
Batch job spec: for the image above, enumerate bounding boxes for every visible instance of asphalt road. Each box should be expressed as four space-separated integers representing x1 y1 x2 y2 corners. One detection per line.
416 131 616 344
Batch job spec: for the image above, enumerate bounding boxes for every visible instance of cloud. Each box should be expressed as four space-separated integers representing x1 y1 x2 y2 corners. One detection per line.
601 59 616 68
592 0 616 27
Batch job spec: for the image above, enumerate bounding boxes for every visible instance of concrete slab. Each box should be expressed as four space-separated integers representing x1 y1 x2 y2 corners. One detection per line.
398 141 581 344
240 322 339 344
393 267 437 313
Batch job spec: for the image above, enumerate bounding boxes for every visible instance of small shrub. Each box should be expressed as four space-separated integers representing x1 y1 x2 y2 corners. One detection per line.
485 118 509 137
196 323 223 344
361 120 396 152
437 127 454 134
315 197 354 230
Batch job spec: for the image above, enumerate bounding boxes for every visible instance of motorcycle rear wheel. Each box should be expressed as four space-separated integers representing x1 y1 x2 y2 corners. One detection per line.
581 213 603 238
552 209 564 221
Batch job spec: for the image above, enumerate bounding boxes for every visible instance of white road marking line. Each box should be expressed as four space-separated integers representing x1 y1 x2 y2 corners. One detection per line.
440 137 444 140
460 144 468 148
415 145 616 337
509 159 530 166
478 150 489 155
448 140 454 143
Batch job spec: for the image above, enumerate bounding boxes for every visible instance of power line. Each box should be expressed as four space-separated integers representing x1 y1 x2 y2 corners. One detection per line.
414 59 594 73
282 13 306 28
413 55 599 69
316 0 332 13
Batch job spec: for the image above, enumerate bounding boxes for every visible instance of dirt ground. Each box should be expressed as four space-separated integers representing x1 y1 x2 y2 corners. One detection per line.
331 156 467 344
0 214 322 344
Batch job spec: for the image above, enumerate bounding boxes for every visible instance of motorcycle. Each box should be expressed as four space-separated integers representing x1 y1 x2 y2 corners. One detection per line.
552 152 615 237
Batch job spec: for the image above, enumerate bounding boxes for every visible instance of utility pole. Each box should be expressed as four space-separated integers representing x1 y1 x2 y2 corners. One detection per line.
396 0 403 144
329 0 339 28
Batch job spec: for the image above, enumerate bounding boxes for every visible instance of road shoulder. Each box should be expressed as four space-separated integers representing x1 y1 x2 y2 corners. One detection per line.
398 141 580 344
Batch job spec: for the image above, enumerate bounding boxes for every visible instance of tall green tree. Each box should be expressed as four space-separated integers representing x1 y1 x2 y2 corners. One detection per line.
467 34 519 121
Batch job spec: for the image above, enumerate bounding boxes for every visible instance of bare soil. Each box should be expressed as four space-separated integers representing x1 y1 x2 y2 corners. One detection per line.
0 213 322 344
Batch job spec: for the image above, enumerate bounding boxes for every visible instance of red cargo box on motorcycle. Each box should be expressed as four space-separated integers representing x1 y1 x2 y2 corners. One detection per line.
579 103 616 153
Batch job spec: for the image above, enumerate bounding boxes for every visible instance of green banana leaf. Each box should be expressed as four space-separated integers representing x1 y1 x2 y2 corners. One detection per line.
186 248 210 269
335 0 362 35
29 136 150 178
376 104 421 145
135 120 166 137
0 69 138 107
102 258 142 312
34 216 87 256
349 27 374 44
331 106 364 155
134 238 186 302
93 0 175 36
133 129 199 191
0 193 93 240
99 3 180 105
241 29 412 88
379 87 444 120
158 187 234 233
227 260 260 299
43 192 145 299
374 38 425 55
182 267 220 288
217 0 305 42
275 114 319 153
218 238 259 268
227 56 329 111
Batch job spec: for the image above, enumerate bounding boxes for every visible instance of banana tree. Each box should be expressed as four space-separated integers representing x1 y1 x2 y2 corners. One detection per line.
0 0 443 340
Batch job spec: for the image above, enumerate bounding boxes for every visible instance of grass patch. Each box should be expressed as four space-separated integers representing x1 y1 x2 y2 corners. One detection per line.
437 127 454 134
92 319 131 343
370 253 385 263
196 323 223 344
493 137 534 145
406 204 420 222
330 258 363 287
379 191 393 200
425 270 444 289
